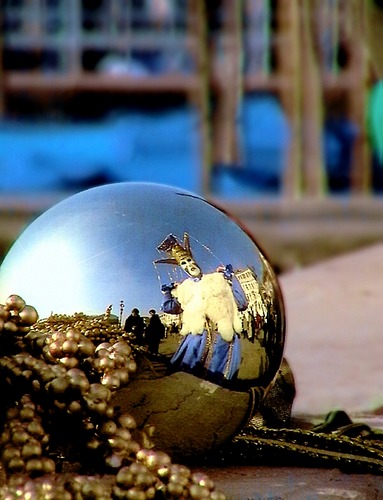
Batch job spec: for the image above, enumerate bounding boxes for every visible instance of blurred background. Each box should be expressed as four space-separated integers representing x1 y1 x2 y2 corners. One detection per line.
1 0 383 273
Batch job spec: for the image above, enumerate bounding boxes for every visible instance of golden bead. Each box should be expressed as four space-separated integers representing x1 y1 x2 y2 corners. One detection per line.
18 305 38 326
5 294 26 312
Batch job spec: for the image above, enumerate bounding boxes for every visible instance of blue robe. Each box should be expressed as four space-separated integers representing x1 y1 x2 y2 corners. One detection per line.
161 270 246 386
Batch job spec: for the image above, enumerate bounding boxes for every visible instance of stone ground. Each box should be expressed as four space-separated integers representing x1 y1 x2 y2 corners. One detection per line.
201 243 383 499
281 243 383 417
202 466 383 500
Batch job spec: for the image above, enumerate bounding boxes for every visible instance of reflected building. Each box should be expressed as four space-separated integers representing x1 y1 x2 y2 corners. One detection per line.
236 267 267 317
235 267 268 342
159 311 181 329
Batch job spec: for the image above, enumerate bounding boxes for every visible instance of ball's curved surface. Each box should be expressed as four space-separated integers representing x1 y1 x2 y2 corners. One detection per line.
0 182 285 454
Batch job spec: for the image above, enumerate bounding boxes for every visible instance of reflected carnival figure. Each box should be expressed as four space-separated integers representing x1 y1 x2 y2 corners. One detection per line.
155 233 247 386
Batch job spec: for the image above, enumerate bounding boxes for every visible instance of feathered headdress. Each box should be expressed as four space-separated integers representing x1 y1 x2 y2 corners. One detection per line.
154 233 194 266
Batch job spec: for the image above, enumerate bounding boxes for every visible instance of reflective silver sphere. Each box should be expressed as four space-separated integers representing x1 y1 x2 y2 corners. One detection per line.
0 182 285 456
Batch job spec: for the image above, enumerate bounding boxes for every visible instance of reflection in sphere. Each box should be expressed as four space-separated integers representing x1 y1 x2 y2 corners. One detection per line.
0 182 285 456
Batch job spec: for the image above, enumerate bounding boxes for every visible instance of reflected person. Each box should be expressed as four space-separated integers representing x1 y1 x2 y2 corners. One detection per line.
155 233 247 386
124 308 145 346
145 309 165 354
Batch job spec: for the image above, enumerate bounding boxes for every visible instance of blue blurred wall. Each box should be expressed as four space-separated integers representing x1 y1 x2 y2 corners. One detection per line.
0 94 362 196
0 106 202 194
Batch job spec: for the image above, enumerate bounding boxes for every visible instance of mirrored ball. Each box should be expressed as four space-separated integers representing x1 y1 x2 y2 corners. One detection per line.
0 182 286 457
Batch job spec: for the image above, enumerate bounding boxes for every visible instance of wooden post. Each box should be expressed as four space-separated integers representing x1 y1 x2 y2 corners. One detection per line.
365 0 383 80
276 0 302 198
347 0 371 193
341 0 370 193
211 0 243 167
189 0 212 197
299 0 326 196
0 6 5 116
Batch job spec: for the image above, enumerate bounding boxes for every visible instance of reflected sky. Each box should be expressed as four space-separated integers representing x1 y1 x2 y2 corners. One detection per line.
0 182 264 319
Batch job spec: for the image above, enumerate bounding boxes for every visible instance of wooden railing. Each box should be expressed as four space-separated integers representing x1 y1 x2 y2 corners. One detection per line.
0 0 382 200
211 0 376 199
